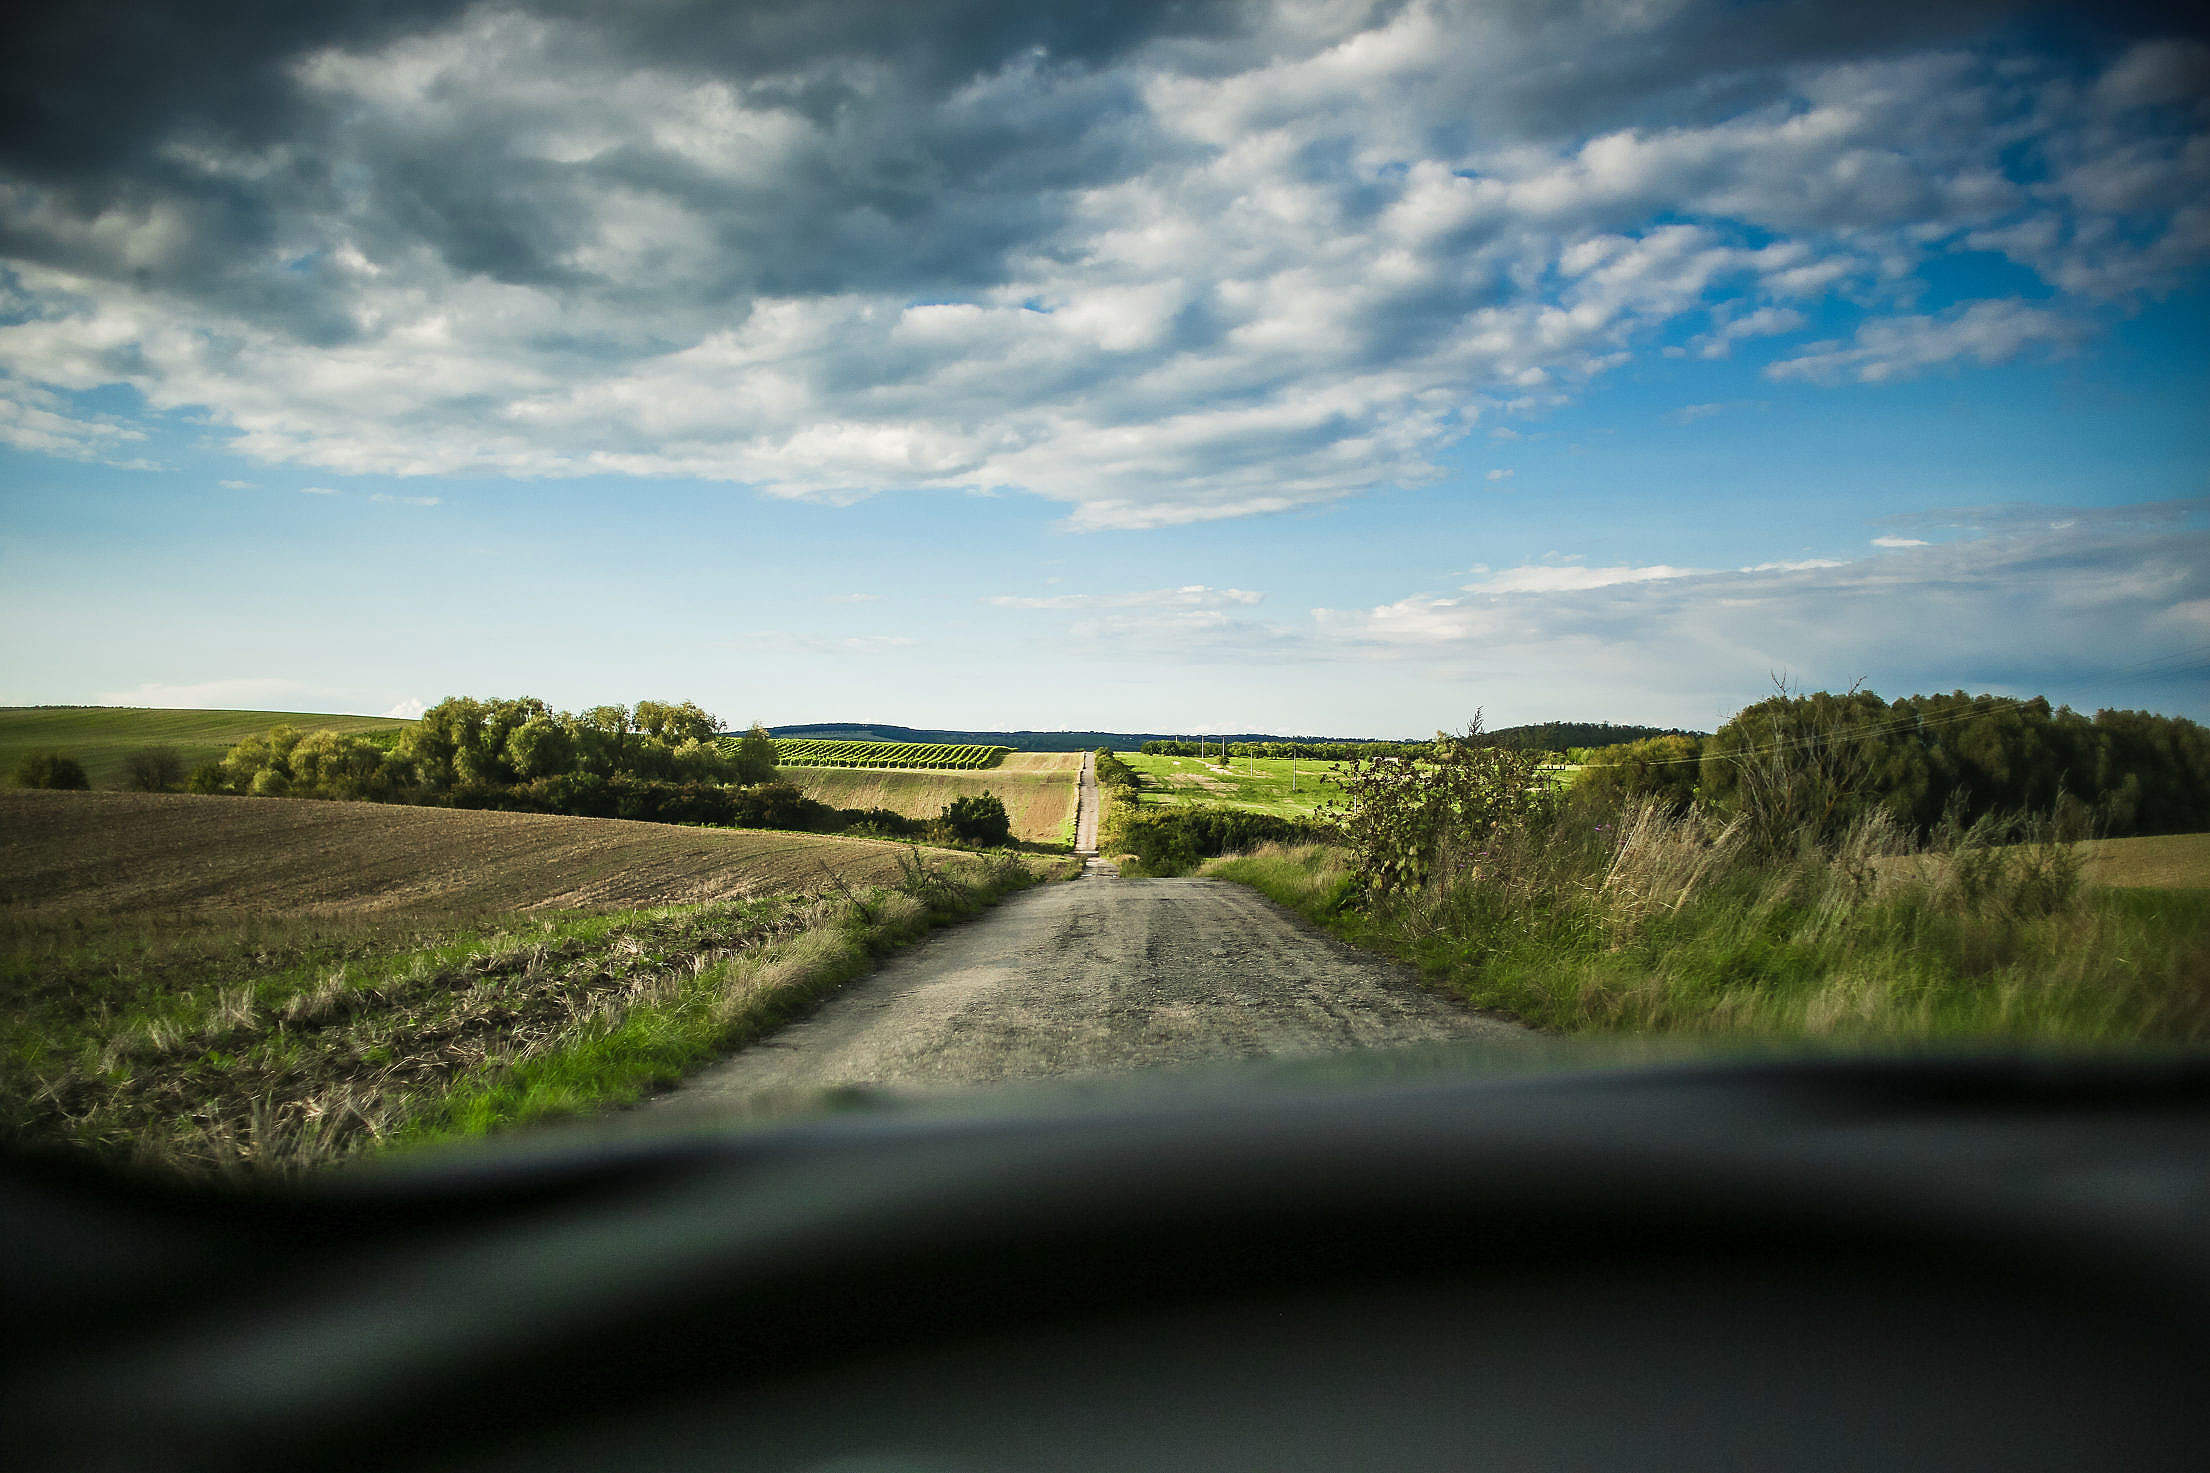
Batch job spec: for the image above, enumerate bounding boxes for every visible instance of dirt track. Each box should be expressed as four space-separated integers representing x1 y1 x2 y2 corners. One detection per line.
658 864 1528 1117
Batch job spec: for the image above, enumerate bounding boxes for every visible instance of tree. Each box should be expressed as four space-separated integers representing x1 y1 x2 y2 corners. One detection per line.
633 700 720 747
570 705 632 777
506 715 576 781
13 751 89 790
731 723 779 786
941 792 1012 847
121 746 187 792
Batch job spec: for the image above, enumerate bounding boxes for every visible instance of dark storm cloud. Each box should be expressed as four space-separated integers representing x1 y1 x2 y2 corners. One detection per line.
1 2 2205 519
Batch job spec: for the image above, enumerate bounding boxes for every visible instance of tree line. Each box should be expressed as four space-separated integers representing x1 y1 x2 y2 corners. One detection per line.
1578 690 2210 841
183 696 1013 847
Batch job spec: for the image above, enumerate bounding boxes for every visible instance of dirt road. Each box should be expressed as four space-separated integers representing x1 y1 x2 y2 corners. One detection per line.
1074 750 1100 854
656 865 1527 1118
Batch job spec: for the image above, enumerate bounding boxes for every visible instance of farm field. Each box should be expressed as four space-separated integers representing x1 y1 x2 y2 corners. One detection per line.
2072 833 2209 889
0 789 1036 1174
0 789 977 930
768 737 1011 770
0 705 406 790
785 753 1081 846
1119 751 1347 819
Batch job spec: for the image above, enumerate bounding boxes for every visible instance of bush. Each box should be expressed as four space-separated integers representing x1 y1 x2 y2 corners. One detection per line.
1329 719 1554 894
13 751 89 790
1107 804 1323 876
941 793 1012 847
120 746 187 792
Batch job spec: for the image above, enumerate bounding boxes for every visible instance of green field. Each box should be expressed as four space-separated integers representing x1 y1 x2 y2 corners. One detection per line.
1119 751 1347 818
0 706 408 790
766 738 1012 770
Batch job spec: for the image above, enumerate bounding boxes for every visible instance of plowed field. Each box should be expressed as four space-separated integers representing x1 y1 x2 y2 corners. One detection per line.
0 790 979 928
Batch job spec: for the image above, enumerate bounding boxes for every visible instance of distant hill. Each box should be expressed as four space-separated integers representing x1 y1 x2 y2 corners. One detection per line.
766 723 1316 752
1 706 406 790
768 721 1703 753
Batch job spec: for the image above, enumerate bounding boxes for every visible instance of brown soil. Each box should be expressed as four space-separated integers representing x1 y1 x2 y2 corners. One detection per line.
0 789 978 926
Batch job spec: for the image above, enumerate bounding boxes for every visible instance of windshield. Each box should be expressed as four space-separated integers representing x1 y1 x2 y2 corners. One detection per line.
2 2 2206 1180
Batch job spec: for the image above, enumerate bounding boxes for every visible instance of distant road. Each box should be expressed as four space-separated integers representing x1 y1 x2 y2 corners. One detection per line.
653 865 1528 1119
1074 750 1100 855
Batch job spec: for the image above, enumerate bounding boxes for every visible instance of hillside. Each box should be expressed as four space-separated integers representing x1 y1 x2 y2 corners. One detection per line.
784 753 1081 845
769 720 1695 752
0 706 406 790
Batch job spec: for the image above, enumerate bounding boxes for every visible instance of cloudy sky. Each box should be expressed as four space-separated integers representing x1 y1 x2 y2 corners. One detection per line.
2 0 2205 734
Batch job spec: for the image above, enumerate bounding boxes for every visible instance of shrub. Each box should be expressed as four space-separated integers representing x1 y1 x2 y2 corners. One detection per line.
941 793 1012 847
1328 719 1554 894
13 751 89 790
120 746 187 792
1107 804 1323 876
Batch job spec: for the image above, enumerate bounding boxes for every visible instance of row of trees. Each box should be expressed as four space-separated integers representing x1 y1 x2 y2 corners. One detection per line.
201 698 781 801
190 695 1020 848
1577 690 2210 841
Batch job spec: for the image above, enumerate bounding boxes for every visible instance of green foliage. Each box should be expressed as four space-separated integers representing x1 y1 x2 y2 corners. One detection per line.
731 723 779 785
1094 748 1141 794
1326 720 1556 894
119 746 188 792
770 738 1010 770
1105 803 1324 876
12 750 90 790
1582 687 2210 843
1573 734 1700 815
941 792 1013 847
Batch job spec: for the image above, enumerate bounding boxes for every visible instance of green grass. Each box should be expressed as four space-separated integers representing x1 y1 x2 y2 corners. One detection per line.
2 849 1047 1175
1119 751 1346 818
0 706 406 790
1207 833 2210 1046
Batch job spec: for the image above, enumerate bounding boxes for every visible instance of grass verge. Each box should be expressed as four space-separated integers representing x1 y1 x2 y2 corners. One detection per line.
1205 825 2210 1045
3 848 1043 1176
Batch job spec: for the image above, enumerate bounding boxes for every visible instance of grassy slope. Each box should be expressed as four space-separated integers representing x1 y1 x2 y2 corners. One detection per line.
1207 838 2210 1046
781 754 1081 845
1119 751 1345 818
0 706 404 789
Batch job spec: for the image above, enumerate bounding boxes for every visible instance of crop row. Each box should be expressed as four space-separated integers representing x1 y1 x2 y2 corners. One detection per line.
767 739 1011 771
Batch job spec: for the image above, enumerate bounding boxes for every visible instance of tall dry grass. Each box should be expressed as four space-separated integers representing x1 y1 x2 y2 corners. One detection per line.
1206 800 2209 1045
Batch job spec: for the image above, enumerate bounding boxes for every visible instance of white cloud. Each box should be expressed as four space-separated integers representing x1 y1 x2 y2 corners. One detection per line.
1872 535 1929 548
987 585 1265 610
826 593 883 603
219 478 257 489
1464 563 1701 594
95 676 315 709
369 492 440 506
1485 467 1514 482
299 485 340 495
0 7 2202 526
1310 507 2210 716
380 697 428 720
1767 300 2090 385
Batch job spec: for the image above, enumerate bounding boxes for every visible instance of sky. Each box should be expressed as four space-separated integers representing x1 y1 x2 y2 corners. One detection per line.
2 0 2206 736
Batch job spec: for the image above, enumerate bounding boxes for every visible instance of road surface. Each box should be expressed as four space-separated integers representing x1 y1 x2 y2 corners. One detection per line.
1073 750 1100 854
654 862 1528 1120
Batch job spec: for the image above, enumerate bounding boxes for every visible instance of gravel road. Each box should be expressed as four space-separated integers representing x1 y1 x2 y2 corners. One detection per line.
1073 750 1100 854
655 863 1528 1119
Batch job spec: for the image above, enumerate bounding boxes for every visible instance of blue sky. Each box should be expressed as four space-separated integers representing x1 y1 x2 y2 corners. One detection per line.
3 2 2206 734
